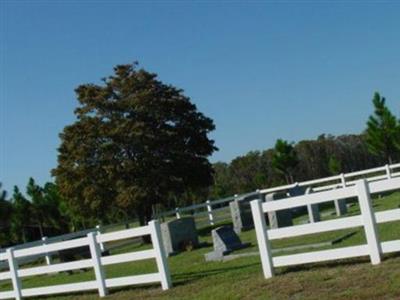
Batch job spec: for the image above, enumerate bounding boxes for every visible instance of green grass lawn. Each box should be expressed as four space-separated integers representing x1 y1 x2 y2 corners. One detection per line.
1 192 399 299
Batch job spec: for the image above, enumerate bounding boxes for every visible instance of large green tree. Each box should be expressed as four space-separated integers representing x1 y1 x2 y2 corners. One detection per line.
53 63 217 227
365 92 399 164
229 151 267 194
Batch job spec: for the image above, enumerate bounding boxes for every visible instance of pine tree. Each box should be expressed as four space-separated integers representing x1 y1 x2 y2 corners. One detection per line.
271 139 298 184
365 92 399 164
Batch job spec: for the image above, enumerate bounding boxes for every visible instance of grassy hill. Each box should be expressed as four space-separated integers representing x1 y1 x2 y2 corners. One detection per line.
1 192 399 300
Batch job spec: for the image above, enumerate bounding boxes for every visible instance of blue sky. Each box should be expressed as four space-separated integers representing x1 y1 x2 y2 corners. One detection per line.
1 1 399 194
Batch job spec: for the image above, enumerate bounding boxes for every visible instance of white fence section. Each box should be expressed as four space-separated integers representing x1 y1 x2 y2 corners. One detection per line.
156 163 400 227
0 228 102 270
0 220 171 300
250 177 400 278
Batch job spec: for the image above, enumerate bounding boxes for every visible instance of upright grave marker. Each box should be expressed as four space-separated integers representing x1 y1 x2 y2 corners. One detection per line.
161 217 199 256
265 192 293 228
230 192 263 233
205 226 250 261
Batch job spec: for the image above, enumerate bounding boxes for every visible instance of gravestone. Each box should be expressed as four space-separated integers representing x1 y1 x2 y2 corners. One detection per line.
288 185 304 197
204 226 250 261
334 197 347 216
305 187 320 223
230 192 263 233
265 192 293 229
333 185 347 216
161 217 199 256
288 185 307 216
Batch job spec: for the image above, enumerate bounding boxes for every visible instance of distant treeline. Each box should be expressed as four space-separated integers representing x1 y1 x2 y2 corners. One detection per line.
208 133 389 200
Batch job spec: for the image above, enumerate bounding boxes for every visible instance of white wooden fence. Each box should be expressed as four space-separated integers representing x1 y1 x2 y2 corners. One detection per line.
250 177 400 278
0 228 104 270
0 220 171 299
157 163 400 227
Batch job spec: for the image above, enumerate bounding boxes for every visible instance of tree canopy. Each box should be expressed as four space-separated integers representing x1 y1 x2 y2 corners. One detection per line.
53 62 217 226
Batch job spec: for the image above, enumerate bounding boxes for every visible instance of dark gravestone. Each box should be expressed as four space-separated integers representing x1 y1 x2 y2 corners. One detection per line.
161 217 199 256
288 185 307 217
265 192 293 229
288 185 304 197
334 186 348 216
204 226 250 261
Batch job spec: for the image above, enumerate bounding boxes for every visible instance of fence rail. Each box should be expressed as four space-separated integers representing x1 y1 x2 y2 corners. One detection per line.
0 220 171 300
0 228 103 270
250 177 400 278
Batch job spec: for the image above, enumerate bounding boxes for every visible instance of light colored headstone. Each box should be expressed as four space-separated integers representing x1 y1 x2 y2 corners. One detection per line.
230 192 263 233
161 217 199 256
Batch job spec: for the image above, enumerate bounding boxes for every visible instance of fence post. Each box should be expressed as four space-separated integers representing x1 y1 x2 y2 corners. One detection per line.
42 236 52 265
340 173 346 187
250 199 274 279
305 187 320 223
175 208 181 219
149 220 172 290
356 179 382 265
96 225 105 252
87 232 108 297
306 186 314 223
206 200 214 226
385 164 392 179
7 248 22 300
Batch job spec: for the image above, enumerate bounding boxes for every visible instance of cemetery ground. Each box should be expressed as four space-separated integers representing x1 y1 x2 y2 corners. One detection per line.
1 192 399 300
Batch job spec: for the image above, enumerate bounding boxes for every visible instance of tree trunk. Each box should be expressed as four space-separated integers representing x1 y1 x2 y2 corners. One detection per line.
22 228 26 243
124 213 130 229
138 205 153 244
38 223 44 238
